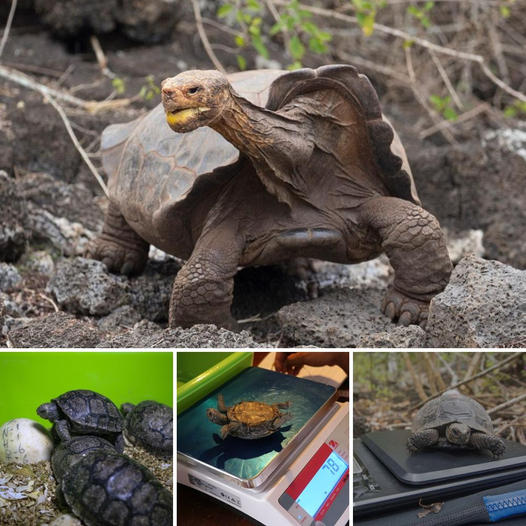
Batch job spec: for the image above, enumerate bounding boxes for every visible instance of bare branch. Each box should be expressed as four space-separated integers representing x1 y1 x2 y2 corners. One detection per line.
190 0 226 73
0 0 17 58
487 393 526 416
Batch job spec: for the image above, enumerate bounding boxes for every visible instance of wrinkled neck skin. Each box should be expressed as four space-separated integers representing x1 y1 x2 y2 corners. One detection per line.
210 89 309 165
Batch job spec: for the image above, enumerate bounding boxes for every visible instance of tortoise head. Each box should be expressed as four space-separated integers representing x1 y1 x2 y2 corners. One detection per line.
206 407 226 424
446 422 471 445
161 70 230 133
37 401 60 422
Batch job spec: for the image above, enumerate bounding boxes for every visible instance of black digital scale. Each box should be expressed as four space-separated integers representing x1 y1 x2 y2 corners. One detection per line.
354 430 526 524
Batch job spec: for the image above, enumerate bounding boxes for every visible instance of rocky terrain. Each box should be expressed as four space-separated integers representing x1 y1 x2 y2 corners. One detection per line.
0 2 525 348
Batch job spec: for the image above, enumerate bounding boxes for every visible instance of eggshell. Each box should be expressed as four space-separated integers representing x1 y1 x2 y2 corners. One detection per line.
0 418 53 464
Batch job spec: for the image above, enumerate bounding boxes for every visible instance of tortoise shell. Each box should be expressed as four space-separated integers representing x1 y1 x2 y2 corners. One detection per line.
412 391 493 435
54 390 123 434
51 435 116 482
122 400 173 456
228 401 280 427
102 67 417 256
61 449 172 526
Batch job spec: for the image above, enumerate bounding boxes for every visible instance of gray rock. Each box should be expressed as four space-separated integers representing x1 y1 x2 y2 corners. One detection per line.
20 250 56 276
358 325 426 348
98 320 263 348
426 255 526 347
445 229 484 264
0 171 28 262
47 257 129 316
277 288 392 347
0 263 22 292
6 312 102 348
410 130 526 269
97 305 142 331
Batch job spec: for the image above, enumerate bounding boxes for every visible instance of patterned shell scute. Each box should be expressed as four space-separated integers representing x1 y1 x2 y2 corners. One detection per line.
228 401 278 426
124 401 173 456
62 450 173 526
412 392 493 434
56 390 123 433
51 436 116 483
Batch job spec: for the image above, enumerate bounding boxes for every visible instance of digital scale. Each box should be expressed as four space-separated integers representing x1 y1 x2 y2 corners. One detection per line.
354 430 526 525
178 366 349 526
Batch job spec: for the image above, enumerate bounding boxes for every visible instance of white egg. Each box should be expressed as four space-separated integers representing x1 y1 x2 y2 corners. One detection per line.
0 418 53 464
48 514 83 526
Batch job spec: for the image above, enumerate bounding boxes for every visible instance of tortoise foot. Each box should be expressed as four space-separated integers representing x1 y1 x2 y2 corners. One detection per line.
382 287 429 327
86 236 148 276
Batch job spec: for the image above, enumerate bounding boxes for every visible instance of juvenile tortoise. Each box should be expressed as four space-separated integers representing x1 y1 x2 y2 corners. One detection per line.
59 449 172 526
88 65 452 329
121 400 173 456
408 391 505 457
37 389 124 452
206 393 291 439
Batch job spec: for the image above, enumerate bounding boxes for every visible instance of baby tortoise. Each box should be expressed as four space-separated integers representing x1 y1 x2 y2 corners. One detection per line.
37 389 124 452
88 65 452 330
51 435 116 482
206 393 291 439
408 391 505 457
121 400 173 456
60 449 172 526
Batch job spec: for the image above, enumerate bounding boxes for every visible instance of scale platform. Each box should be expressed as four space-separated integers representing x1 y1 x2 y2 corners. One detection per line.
178 367 349 526
354 430 526 519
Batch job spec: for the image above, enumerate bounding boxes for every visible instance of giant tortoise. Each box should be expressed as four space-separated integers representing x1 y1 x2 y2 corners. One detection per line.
88 65 452 329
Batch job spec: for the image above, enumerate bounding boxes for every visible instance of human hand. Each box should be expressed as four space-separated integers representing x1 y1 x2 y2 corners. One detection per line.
274 352 349 375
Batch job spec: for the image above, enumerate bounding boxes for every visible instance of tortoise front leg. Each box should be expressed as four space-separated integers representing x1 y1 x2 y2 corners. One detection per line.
220 422 242 439
217 394 228 413
53 420 72 442
169 226 244 329
407 428 440 452
86 202 149 276
470 432 506 457
359 197 452 327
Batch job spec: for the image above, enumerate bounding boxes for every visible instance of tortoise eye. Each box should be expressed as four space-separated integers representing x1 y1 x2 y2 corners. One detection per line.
188 86 201 94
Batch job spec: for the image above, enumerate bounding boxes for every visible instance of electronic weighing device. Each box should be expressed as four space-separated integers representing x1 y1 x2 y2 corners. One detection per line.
354 429 526 523
178 366 349 526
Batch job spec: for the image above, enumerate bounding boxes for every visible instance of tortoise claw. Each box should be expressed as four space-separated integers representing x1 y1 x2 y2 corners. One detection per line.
381 287 430 327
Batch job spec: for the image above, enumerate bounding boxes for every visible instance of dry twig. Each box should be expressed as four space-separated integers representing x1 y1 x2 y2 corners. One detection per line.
487 393 526 416
191 0 226 73
0 0 17 58
411 352 524 411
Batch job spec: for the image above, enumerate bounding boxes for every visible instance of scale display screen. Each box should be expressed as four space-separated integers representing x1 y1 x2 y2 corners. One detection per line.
280 441 349 525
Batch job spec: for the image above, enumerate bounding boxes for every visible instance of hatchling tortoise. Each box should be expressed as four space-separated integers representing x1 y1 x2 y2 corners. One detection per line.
121 400 173 456
59 449 172 526
88 65 452 329
37 389 124 452
51 435 117 482
206 393 291 439
408 391 505 457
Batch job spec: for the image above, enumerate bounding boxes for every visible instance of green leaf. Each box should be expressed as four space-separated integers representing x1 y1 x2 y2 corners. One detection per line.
308 37 327 54
360 13 375 36
403 39 414 48
424 1 434 10
237 54 247 70
235 35 245 47
500 5 510 17
289 35 305 60
246 0 262 11
251 34 269 58
288 60 303 70
217 4 233 18
112 77 125 95
269 21 285 35
429 94 444 109
443 107 458 121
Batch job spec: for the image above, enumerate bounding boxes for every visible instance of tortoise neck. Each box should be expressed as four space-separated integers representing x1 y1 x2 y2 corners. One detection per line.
210 90 279 159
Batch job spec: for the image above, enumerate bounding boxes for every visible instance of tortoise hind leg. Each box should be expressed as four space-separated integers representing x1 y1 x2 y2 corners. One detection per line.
359 196 452 327
470 432 505 457
217 394 228 413
407 428 439 452
86 202 149 276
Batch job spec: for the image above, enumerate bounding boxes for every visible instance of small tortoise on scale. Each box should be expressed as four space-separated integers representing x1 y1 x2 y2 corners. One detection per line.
37 389 124 452
88 65 452 329
206 393 291 439
408 391 505 457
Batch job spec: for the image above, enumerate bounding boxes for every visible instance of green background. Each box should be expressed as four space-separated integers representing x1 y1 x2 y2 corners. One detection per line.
0 352 173 428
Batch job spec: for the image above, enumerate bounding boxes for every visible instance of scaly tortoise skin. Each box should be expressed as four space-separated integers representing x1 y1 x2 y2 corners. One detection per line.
407 391 505 457
88 65 452 329
60 449 172 526
121 400 173 456
206 393 291 439
37 390 125 452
